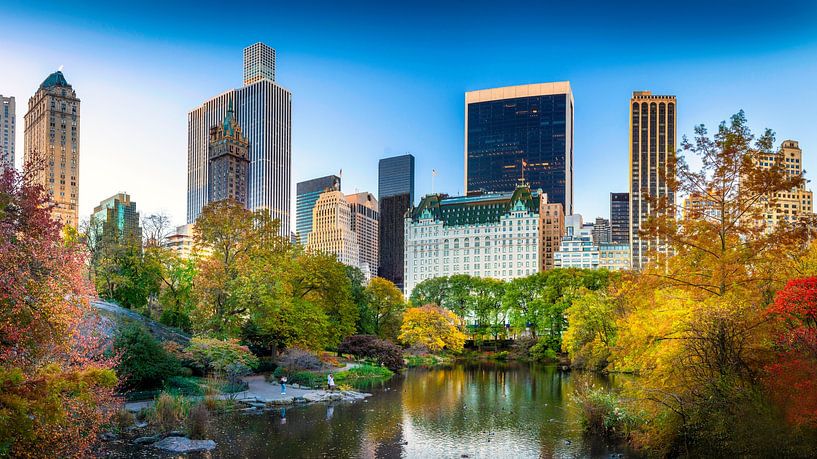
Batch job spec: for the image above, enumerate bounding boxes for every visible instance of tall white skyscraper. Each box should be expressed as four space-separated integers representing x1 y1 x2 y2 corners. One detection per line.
1 95 15 169
187 43 292 235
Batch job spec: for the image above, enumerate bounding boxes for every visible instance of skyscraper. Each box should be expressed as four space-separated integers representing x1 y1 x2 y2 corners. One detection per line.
306 190 360 269
24 71 80 227
378 154 415 203
378 154 415 291
610 192 630 244
348 192 379 279
188 42 291 236
753 140 813 228
629 91 676 270
208 100 250 206
465 82 574 214
92 192 142 244
296 175 341 245
592 217 612 244
1 95 15 169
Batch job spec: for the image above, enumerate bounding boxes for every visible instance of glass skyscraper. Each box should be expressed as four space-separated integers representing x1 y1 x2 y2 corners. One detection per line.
610 192 630 244
295 175 340 245
187 43 291 236
1 95 14 170
378 154 414 203
465 82 574 215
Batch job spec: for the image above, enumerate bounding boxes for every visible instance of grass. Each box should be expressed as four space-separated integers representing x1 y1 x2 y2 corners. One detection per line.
333 364 393 389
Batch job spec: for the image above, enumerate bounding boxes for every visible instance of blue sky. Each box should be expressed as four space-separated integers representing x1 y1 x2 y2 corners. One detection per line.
2 1 817 229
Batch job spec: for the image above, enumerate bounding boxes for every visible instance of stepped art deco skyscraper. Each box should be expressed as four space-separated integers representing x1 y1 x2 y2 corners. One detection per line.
629 91 676 270
24 71 81 227
188 42 291 236
465 82 574 215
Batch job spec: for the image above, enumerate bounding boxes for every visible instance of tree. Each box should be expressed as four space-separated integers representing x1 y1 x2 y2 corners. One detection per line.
408 276 449 307
0 158 118 457
399 305 466 352
561 289 619 371
472 277 506 340
503 275 547 337
362 277 406 341
113 324 181 389
142 212 172 248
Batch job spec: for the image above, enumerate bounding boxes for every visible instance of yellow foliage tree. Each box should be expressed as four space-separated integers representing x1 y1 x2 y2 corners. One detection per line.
399 305 466 352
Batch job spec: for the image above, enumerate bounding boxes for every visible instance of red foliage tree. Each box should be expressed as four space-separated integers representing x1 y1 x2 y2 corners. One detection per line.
764 277 817 427
0 159 119 457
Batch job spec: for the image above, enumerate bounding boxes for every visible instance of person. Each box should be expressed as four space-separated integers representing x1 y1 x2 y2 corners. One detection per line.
280 375 287 395
327 373 336 391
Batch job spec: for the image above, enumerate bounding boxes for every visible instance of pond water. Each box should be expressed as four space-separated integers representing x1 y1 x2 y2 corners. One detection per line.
200 362 637 458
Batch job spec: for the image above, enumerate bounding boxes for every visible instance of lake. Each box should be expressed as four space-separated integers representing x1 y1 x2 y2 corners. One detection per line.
197 362 637 458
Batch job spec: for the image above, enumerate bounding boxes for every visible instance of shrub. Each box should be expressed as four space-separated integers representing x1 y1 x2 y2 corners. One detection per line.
334 364 394 389
277 347 324 371
510 336 538 360
572 384 639 440
186 403 211 439
338 335 405 371
185 338 259 375
528 340 558 363
110 408 136 433
494 351 510 361
164 376 203 396
149 392 190 433
113 324 181 390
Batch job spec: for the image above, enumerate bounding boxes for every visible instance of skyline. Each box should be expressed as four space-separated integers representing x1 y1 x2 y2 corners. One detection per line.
3 1 817 229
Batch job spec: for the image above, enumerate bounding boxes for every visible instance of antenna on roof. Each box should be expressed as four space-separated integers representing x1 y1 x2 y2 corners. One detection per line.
431 169 438 195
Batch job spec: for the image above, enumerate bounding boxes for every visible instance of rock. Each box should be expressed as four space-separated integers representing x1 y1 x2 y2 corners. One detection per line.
303 392 327 402
293 396 308 404
267 397 295 405
133 435 161 445
134 421 148 428
99 432 118 442
167 430 186 438
153 436 216 453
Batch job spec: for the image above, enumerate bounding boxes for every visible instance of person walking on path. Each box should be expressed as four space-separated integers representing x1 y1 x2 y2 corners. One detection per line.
327 373 336 391
281 376 288 395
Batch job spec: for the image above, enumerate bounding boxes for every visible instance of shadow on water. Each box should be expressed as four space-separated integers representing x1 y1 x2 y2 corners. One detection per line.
111 362 641 458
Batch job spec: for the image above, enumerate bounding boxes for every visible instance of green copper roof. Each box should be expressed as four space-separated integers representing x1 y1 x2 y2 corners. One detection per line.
223 99 237 136
411 185 539 226
40 71 70 89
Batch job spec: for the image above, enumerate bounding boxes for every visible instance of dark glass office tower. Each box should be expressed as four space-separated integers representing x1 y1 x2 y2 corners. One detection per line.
295 175 340 245
378 154 415 291
610 192 630 244
378 154 414 202
465 83 574 214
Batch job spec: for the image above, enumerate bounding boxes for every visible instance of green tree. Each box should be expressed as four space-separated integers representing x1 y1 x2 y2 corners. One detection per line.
113 324 181 389
363 277 406 341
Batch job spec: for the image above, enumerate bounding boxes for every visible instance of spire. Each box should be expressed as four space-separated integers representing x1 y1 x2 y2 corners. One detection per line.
222 99 237 137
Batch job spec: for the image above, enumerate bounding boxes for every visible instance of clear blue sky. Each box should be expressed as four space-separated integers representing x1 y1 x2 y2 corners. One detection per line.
2 1 817 228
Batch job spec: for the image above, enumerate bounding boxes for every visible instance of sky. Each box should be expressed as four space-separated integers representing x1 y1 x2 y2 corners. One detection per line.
2 0 817 229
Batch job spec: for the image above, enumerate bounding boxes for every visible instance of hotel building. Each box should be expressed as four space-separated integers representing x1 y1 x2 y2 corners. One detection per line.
404 186 540 296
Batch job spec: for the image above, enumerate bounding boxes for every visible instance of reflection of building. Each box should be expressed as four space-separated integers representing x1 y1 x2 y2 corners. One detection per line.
610 192 630 244
188 42 291 235
92 192 141 244
306 190 361 269
24 71 81 227
539 193 564 271
296 175 340 245
404 186 540 295
208 100 250 206
348 192 379 279
465 82 574 214
378 154 414 291
1 95 15 169
629 91 676 270
754 140 813 229
592 217 611 244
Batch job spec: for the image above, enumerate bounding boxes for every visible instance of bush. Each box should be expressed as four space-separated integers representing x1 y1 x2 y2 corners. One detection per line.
338 335 405 371
164 376 203 396
277 347 324 371
493 351 510 361
149 392 190 433
186 337 259 375
572 384 639 440
186 403 211 439
528 340 558 363
510 336 537 360
113 324 182 390
110 408 136 433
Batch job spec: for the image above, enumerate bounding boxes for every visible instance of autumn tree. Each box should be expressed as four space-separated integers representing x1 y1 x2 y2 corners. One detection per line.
0 159 118 457
399 305 466 352
361 277 406 341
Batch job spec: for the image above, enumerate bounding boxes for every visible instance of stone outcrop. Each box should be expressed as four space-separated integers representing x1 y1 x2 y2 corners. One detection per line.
152 436 216 452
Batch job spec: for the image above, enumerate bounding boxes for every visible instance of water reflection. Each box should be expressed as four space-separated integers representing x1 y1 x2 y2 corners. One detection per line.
205 363 636 458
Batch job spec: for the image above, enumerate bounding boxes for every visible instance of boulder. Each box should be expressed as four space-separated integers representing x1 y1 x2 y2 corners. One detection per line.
153 436 216 453
99 432 118 442
133 435 161 445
